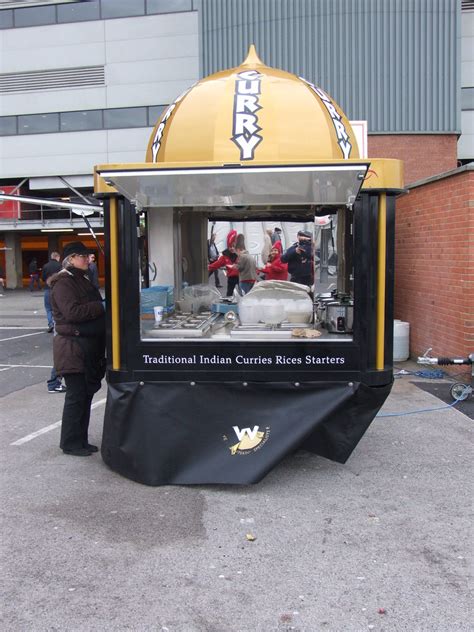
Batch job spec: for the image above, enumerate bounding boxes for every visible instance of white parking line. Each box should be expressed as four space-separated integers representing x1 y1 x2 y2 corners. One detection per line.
10 398 107 446
0 364 53 368
0 326 44 330
0 331 45 342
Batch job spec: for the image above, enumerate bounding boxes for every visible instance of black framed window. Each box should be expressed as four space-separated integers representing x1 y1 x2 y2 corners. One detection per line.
0 116 17 136
146 0 192 14
101 0 145 19
461 87 474 110
57 1 101 23
104 107 147 129
1 106 166 136
18 113 59 135
14 5 56 28
0 9 13 29
60 109 103 132
147 105 166 126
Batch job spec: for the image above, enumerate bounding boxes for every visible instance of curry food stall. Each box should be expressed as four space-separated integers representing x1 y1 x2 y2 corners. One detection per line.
94 47 404 485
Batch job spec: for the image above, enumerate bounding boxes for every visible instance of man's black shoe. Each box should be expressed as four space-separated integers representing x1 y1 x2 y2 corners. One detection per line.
85 444 99 452
62 448 91 457
47 326 54 333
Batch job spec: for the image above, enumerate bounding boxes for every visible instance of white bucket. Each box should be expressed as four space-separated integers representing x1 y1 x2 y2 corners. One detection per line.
393 320 410 361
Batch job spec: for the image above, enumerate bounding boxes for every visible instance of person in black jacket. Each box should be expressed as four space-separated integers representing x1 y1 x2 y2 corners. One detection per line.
88 253 100 290
50 241 105 457
42 251 61 332
280 230 314 286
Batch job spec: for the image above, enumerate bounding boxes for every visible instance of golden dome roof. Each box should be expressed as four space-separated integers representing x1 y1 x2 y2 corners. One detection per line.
146 45 359 164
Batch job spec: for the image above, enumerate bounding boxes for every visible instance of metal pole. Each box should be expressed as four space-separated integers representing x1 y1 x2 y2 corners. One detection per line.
0 193 103 213
81 213 104 255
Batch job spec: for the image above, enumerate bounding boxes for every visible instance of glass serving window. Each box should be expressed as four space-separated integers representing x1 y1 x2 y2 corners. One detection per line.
139 207 354 343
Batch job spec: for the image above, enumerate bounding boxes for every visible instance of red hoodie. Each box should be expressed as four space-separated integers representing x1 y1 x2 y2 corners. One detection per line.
259 241 288 280
208 230 239 277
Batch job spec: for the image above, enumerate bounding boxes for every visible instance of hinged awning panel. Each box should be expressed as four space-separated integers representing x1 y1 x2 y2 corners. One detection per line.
95 163 370 208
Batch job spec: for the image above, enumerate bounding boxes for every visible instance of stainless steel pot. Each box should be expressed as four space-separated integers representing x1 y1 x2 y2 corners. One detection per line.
315 296 334 324
325 301 354 333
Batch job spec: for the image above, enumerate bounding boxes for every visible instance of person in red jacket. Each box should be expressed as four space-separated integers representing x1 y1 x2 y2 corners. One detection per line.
208 229 239 296
258 241 288 281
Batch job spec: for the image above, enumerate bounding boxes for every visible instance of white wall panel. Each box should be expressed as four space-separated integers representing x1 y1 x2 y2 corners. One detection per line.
106 33 198 64
0 131 108 176
0 21 104 53
0 128 157 177
105 57 198 86
0 42 105 74
461 60 474 86
1 130 107 158
461 36 474 63
1 153 109 177
106 128 150 152
0 87 107 116
104 12 197 40
107 149 149 163
462 11 474 38
458 111 474 159
105 80 193 109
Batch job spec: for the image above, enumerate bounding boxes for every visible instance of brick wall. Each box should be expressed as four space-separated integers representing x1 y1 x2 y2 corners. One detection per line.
394 169 473 367
369 134 458 185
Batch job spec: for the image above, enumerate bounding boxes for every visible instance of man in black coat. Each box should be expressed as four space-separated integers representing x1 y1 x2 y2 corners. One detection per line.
50 241 105 457
280 230 314 287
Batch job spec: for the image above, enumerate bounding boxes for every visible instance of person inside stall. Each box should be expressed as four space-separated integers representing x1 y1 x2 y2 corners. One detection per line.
50 241 106 457
271 226 282 245
281 230 314 287
207 229 239 297
233 235 258 294
258 241 288 281
207 232 222 288
261 228 273 264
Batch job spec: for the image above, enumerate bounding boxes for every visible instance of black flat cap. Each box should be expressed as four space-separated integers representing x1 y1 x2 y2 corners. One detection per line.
62 241 91 258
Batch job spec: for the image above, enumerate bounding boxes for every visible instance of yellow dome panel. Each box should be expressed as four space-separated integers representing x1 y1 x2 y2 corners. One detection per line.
146 46 359 164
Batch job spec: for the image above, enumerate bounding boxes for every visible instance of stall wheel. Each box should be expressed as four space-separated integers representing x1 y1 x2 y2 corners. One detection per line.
450 382 472 402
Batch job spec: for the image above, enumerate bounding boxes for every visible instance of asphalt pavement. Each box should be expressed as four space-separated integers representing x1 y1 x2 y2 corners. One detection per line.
0 289 472 632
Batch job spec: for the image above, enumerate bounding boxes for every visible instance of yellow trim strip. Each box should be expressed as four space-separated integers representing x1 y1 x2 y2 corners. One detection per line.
109 198 121 371
376 193 387 370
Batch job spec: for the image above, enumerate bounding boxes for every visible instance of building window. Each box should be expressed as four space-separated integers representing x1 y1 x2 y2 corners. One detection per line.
60 110 103 132
57 1 101 24
0 9 13 29
146 0 192 14
104 107 148 129
0 116 17 136
18 113 59 135
461 87 474 110
101 0 145 19
148 105 166 126
0 106 167 136
13 5 56 28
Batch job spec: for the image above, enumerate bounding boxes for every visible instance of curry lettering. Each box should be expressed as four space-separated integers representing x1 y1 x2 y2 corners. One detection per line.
151 85 195 162
300 77 352 159
232 70 263 160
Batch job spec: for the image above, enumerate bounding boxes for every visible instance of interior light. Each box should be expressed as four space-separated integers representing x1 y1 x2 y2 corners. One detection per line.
40 229 74 233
